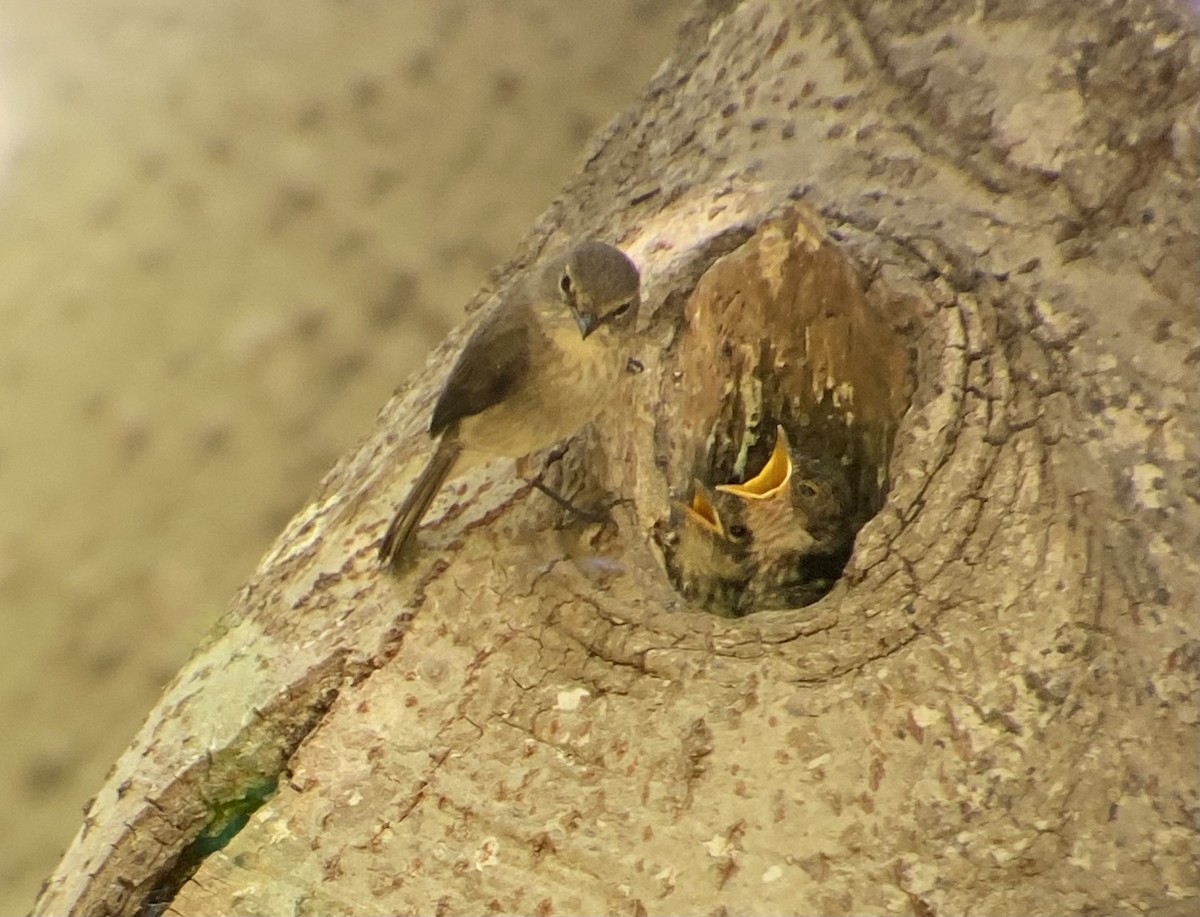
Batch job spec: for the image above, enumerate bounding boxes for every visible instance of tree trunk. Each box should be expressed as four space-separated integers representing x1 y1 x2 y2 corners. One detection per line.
34 0 1199 914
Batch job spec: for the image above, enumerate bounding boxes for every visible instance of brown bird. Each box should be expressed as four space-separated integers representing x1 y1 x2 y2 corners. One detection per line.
664 425 855 615
716 425 855 609
378 241 640 568
666 480 753 616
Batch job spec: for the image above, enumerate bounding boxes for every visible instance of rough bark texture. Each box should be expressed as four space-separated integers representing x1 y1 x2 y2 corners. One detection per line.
35 0 1198 915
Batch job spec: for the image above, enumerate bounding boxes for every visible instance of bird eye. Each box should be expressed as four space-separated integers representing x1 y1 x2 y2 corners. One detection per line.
727 524 750 540
611 301 632 319
559 272 573 295
797 482 819 498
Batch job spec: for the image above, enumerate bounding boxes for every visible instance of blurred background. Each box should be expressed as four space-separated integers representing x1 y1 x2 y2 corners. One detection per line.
0 1 690 907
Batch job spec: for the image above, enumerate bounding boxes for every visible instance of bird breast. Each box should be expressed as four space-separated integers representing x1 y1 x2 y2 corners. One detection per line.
456 320 624 460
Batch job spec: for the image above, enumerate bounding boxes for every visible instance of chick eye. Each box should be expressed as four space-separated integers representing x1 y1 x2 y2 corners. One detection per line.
797 482 819 498
610 301 632 319
559 272 573 295
727 524 750 539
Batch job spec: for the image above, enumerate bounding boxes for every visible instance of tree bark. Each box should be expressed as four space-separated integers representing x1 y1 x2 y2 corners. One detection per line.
35 0 1198 915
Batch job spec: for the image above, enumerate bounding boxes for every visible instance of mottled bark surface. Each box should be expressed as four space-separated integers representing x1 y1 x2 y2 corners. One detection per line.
35 0 1198 914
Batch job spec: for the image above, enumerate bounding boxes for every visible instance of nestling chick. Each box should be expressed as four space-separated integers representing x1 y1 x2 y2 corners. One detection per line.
663 425 856 615
715 425 855 609
665 480 752 616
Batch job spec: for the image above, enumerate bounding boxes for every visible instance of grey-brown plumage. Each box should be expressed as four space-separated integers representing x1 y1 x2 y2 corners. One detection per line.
665 426 856 615
715 426 855 610
378 241 640 568
667 480 753 616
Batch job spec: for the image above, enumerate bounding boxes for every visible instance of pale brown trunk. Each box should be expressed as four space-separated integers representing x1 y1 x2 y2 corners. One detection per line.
35 0 1199 914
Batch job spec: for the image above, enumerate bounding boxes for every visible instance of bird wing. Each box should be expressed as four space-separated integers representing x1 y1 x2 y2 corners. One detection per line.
429 300 534 437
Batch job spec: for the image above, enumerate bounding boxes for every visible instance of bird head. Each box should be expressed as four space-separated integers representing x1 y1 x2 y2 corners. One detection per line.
665 480 753 616
553 241 640 339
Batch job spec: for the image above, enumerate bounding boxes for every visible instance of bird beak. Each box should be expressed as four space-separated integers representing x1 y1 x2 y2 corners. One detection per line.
572 308 599 338
717 425 792 500
682 481 725 535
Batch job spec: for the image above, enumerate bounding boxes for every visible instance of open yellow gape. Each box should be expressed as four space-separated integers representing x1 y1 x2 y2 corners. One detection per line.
716 425 792 500
684 480 724 534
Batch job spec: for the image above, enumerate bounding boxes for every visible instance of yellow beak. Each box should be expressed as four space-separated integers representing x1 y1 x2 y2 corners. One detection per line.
682 480 725 535
716 425 792 500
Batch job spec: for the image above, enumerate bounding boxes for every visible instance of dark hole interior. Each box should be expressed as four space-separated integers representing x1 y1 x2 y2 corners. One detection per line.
654 208 913 617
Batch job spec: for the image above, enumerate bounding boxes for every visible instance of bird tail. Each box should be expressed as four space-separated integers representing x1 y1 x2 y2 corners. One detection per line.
378 437 462 569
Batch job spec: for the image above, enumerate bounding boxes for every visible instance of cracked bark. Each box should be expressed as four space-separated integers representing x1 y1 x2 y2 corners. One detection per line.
35 0 1198 915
